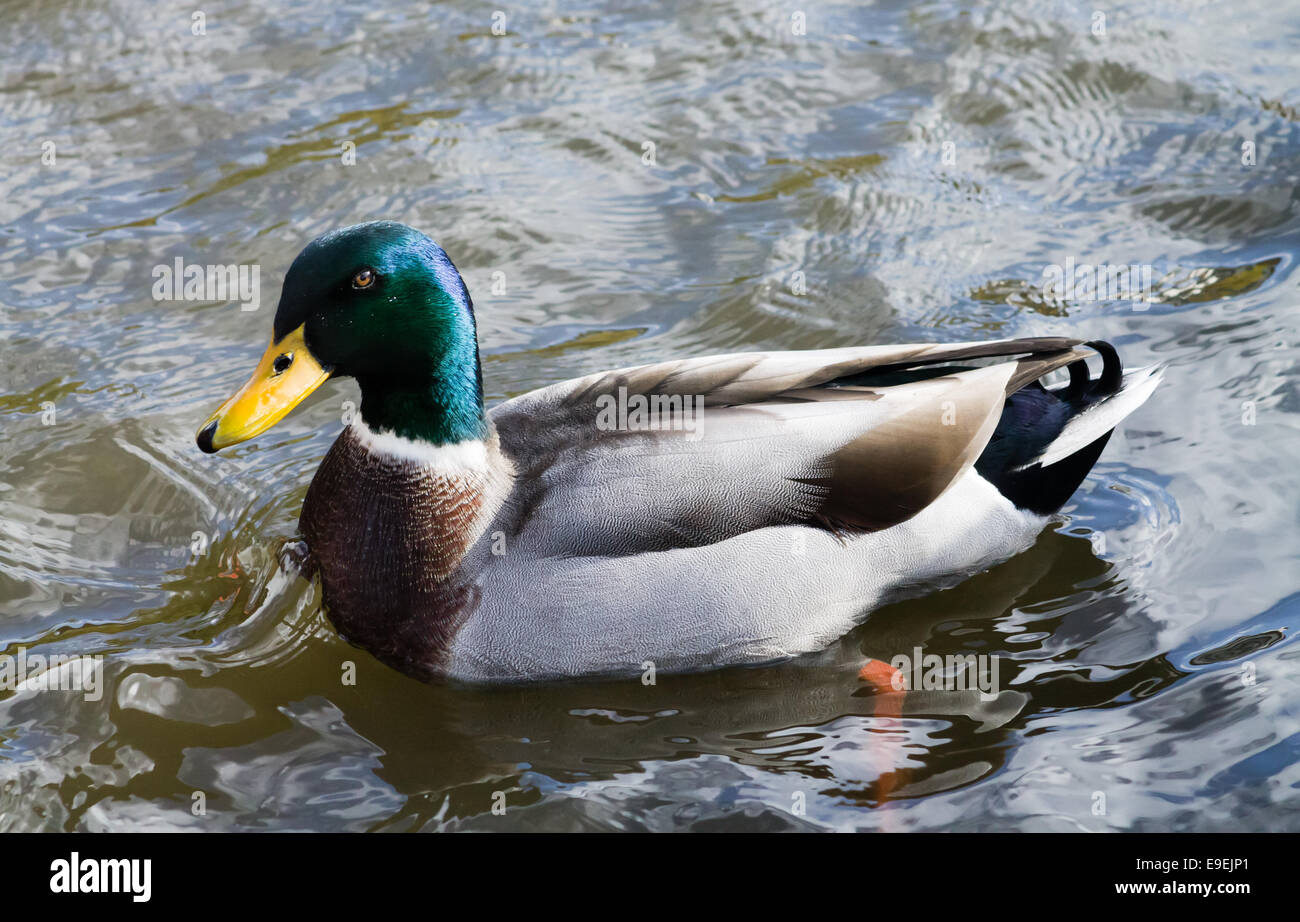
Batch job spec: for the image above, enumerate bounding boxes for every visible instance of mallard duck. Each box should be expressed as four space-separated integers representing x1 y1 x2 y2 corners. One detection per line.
196 221 1161 683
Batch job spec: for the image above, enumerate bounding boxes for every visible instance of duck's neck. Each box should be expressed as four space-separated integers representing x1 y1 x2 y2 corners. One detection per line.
355 354 487 445
346 418 505 497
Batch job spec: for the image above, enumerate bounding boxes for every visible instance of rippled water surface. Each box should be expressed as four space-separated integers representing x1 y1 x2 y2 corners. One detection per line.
2 0 1299 831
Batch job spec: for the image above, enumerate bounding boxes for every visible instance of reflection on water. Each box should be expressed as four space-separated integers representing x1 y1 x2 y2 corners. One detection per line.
2 0 1299 831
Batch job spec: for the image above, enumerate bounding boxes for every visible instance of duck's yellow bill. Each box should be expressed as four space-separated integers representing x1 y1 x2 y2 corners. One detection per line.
196 324 331 453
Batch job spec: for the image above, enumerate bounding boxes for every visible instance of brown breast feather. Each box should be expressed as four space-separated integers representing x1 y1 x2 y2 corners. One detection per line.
299 427 500 679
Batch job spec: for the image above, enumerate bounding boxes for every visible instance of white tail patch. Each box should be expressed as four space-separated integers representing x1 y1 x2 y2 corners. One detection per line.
1022 365 1164 470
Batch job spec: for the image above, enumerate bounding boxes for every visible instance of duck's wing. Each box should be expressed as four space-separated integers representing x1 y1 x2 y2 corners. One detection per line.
489 337 1091 555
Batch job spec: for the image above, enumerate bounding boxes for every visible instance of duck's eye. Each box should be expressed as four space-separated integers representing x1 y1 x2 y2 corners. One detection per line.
272 353 293 376
352 268 376 289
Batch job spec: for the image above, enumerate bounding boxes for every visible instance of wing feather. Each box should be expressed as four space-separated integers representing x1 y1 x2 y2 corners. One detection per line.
489 337 1087 553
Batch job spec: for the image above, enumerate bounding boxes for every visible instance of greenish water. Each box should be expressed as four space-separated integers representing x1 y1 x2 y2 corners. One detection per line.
2 0 1299 831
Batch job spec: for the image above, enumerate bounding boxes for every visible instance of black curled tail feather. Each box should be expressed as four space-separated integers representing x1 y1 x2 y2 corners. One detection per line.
1083 340 1122 398
1062 340 1122 406
975 340 1124 515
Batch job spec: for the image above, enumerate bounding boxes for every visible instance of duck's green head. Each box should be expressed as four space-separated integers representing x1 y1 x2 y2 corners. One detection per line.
196 221 486 453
